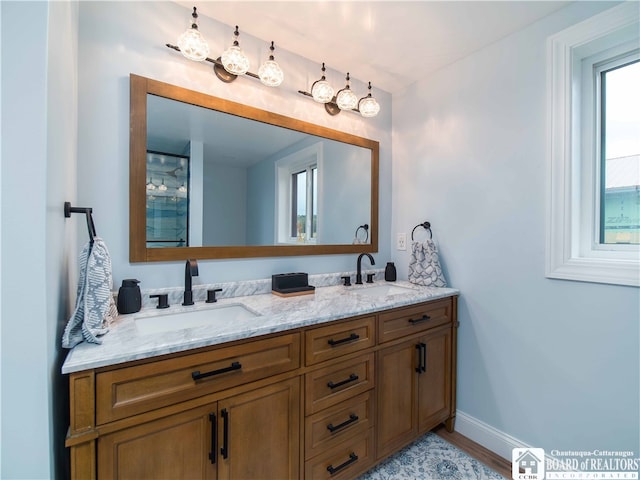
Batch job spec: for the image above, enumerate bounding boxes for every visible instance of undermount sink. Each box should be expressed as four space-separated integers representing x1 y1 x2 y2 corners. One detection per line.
351 284 416 298
134 303 259 334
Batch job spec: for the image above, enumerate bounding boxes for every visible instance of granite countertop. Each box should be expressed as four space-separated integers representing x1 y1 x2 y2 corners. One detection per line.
62 281 459 374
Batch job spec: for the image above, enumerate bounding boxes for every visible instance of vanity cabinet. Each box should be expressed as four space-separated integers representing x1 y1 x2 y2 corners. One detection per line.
303 315 377 480
66 295 457 479
98 377 300 479
376 298 457 459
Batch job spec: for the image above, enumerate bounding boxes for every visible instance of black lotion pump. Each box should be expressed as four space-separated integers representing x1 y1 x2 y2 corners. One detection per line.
117 279 141 314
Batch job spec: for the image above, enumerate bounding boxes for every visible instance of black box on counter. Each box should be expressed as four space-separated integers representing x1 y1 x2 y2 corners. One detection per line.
272 272 315 297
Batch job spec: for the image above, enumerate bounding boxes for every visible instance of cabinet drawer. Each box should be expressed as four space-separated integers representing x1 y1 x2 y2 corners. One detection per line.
305 353 374 415
304 428 374 480
378 298 452 343
96 333 300 424
305 391 374 460
305 316 375 366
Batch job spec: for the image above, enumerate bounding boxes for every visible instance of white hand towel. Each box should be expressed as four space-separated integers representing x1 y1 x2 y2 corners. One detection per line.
408 239 447 287
62 238 118 348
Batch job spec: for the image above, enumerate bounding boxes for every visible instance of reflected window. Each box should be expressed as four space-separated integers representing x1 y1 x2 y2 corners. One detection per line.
290 166 318 240
276 142 322 244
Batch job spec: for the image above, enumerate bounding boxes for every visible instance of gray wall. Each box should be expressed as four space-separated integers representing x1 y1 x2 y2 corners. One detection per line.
391 0 638 455
1 2 78 478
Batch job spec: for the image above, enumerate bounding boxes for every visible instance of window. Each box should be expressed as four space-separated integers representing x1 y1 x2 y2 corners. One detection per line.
290 166 318 240
599 59 640 245
275 142 323 244
547 2 640 286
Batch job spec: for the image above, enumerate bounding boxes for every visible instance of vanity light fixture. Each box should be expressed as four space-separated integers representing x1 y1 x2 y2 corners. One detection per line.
167 8 380 118
311 63 334 103
258 41 284 87
336 72 358 111
221 26 250 76
176 7 209 62
358 82 380 118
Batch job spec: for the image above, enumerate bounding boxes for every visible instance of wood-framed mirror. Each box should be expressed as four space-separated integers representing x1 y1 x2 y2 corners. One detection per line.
130 74 379 262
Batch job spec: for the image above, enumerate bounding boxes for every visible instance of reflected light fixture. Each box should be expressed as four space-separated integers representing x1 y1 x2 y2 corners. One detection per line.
358 82 380 118
336 73 358 111
311 62 334 103
146 178 156 191
158 179 168 192
176 6 209 62
221 26 250 75
258 41 284 87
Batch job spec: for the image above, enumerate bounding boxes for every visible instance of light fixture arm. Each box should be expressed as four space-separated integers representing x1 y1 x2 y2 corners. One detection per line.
166 43 260 81
190 7 199 29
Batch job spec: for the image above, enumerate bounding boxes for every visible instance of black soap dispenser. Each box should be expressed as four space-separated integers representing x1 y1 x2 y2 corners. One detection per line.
384 262 397 282
117 279 141 314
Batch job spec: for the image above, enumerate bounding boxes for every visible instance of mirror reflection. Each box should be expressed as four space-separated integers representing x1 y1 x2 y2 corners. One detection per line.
146 95 371 248
130 74 379 262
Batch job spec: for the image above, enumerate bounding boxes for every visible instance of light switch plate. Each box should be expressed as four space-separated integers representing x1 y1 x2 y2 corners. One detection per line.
397 233 407 251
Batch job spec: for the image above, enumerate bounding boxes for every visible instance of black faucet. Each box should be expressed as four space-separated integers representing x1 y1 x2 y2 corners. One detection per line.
182 259 199 306
355 253 375 284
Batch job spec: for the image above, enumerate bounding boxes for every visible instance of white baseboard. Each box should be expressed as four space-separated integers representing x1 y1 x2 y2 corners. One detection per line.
455 410 532 461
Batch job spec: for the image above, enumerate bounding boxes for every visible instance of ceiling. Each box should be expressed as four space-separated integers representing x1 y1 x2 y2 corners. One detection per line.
180 1 571 93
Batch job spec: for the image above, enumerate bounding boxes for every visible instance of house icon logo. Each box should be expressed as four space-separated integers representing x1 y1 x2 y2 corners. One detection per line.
512 448 545 480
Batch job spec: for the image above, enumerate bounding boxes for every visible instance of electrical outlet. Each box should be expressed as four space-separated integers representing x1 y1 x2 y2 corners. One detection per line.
397 233 407 251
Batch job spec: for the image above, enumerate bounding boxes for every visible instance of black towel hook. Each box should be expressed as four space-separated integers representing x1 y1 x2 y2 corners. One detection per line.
64 201 97 245
411 221 432 240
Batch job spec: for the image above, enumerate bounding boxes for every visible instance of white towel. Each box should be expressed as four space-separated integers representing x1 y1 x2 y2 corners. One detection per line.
62 238 118 348
408 239 447 287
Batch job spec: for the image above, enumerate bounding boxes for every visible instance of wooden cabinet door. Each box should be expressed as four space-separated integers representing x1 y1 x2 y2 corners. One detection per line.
98 404 217 480
417 325 452 434
217 377 300 480
376 339 418 459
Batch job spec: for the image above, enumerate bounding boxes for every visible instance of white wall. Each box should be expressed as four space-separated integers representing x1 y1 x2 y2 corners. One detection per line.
1 1 78 478
392 1 639 454
77 1 392 289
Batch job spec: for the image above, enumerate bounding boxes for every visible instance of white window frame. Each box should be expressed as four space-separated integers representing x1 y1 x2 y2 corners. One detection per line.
546 2 640 287
274 142 323 244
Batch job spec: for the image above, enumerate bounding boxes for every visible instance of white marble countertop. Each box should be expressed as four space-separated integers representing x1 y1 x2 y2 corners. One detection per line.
62 281 458 374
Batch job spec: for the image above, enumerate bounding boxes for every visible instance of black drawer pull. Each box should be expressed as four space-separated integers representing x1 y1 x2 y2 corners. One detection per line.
408 314 431 325
192 361 242 381
327 373 359 389
327 452 358 475
327 332 360 347
327 414 359 433
208 413 217 464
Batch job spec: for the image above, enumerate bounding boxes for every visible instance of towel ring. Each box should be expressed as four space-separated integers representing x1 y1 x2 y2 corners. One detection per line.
411 221 432 240
354 224 369 243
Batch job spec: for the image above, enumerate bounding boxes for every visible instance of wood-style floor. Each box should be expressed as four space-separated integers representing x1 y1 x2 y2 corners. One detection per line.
434 425 512 479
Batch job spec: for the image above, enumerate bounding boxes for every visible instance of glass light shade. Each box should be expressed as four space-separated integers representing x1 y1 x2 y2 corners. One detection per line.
311 80 334 103
146 180 156 191
177 28 209 62
258 60 284 87
359 96 380 117
336 87 358 110
222 45 250 75
158 181 168 192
